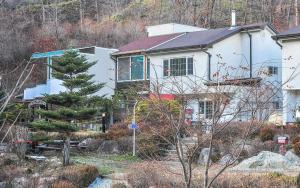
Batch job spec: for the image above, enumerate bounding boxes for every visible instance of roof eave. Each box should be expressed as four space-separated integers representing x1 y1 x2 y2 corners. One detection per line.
146 44 209 54
273 33 300 40
111 50 145 57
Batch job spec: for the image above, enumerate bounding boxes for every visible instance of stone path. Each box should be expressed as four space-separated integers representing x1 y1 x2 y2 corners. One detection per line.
164 136 198 162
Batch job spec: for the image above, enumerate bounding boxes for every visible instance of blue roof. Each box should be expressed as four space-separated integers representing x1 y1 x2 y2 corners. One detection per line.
31 50 65 59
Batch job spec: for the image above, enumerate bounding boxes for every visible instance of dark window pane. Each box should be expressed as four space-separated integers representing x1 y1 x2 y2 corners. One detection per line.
206 101 213 119
163 60 169 77
199 101 204 114
188 58 193 75
268 66 278 76
180 58 186 75
118 57 130 80
170 58 186 76
131 56 144 80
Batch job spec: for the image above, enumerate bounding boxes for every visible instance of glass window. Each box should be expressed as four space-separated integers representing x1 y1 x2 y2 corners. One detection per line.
170 58 186 76
268 66 278 76
187 58 193 75
199 101 204 114
117 57 130 81
206 101 213 119
272 101 280 109
163 60 169 77
164 57 193 77
131 56 144 80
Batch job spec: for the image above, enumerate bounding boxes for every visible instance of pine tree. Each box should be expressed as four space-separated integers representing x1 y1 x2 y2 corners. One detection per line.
31 50 104 165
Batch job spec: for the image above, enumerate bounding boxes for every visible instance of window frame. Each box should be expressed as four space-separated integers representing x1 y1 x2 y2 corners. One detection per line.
117 55 145 82
198 100 214 120
163 56 194 77
267 66 278 76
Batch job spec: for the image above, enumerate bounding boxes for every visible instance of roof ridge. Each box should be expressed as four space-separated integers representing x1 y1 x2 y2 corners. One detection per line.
147 32 187 51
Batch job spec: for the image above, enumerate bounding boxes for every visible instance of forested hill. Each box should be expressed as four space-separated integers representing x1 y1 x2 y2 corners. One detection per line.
0 0 299 89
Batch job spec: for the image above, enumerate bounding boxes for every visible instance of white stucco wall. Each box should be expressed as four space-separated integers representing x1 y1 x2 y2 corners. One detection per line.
82 47 117 97
281 39 300 123
208 32 245 80
251 28 282 81
282 40 300 90
148 50 209 94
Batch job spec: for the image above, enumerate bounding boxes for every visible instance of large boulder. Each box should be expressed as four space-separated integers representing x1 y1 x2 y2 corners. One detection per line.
0 144 7 153
78 138 93 147
98 140 120 154
285 150 300 165
233 151 295 171
11 177 29 188
219 154 235 165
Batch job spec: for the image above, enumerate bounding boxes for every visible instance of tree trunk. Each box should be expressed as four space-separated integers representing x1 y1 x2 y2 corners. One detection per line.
296 0 298 26
63 137 70 166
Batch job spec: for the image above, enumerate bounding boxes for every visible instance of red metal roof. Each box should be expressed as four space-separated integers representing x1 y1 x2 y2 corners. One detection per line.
115 33 182 55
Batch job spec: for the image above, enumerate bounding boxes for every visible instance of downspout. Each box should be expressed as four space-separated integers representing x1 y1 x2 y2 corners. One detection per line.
246 31 253 78
110 55 118 91
203 51 212 81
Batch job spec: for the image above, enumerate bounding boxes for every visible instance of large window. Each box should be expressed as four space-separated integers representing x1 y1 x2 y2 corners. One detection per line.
117 57 130 81
131 56 144 80
198 101 214 119
117 56 145 81
163 57 193 77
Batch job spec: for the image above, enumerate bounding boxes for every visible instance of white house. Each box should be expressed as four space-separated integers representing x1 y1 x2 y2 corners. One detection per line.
23 46 117 100
274 26 300 124
113 21 282 123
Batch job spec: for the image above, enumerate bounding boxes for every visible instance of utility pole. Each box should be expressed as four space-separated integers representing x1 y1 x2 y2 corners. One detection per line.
132 100 138 156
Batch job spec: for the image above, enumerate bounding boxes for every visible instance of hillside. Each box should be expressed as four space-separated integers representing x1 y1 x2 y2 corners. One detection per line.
0 0 298 90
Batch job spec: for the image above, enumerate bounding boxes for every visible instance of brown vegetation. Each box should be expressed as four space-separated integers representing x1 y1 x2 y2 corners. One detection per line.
57 165 98 188
260 127 276 142
294 142 300 155
52 180 76 188
128 161 297 188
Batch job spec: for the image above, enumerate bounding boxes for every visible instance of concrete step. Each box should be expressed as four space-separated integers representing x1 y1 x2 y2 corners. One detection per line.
163 136 198 162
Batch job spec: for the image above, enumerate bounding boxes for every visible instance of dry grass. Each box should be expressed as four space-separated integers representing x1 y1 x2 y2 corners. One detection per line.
58 165 98 187
209 172 297 188
128 161 185 188
52 180 76 188
128 161 298 188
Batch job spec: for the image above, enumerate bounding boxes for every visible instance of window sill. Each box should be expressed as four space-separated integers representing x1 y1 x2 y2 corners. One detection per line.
117 79 148 83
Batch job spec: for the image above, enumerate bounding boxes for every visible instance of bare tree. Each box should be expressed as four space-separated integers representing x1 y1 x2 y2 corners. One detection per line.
131 56 297 188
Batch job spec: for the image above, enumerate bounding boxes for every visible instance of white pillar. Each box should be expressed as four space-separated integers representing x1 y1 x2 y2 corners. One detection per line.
283 90 297 124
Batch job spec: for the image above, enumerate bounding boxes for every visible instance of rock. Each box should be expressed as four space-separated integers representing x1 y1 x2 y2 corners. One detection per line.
78 138 93 147
0 144 7 152
27 155 47 161
219 154 235 165
233 151 296 171
46 156 62 168
197 148 218 166
0 182 7 188
11 177 29 188
98 140 120 154
285 150 300 165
